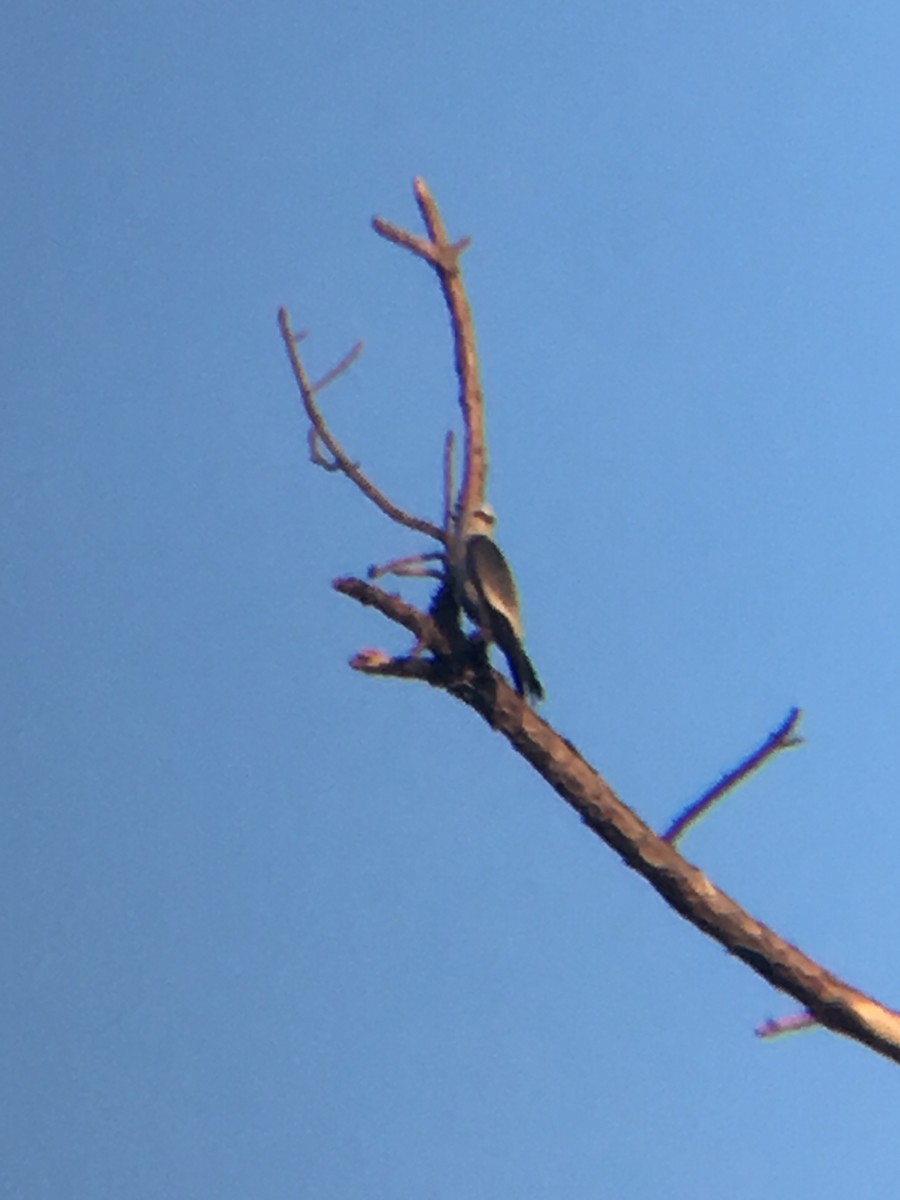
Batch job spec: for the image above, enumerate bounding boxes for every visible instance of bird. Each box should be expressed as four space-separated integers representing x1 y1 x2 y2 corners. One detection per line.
450 503 544 701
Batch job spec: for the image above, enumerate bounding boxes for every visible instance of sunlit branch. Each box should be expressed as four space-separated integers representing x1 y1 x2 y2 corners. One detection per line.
373 178 486 520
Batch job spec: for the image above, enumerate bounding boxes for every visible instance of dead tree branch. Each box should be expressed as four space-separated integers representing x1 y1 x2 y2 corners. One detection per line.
756 1011 817 1039
373 178 487 518
278 306 443 542
281 178 900 1069
367 552 444 581
335 574 900 1068
663 707 804 844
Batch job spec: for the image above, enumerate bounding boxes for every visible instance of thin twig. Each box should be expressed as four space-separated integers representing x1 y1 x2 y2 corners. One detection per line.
662 707 804 845
278 307 444 543
308 426 342 471
350 650 444 683
313 340 364 392
756 1012 818 1039
367 552 444 581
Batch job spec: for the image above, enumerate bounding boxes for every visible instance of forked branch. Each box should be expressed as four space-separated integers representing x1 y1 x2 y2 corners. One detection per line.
278 306 443 542
374 178 487 517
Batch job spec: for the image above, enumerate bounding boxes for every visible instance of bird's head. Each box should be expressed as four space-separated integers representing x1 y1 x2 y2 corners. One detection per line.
466 502 497 537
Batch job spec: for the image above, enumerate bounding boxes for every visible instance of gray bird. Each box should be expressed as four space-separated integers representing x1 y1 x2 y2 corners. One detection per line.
450 503 544 701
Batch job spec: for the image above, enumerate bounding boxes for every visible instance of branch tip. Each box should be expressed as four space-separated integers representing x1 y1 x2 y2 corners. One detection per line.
756 1012 818 1039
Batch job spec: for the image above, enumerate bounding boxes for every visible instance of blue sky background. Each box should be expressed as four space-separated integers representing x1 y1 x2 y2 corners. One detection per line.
5 2 900 1196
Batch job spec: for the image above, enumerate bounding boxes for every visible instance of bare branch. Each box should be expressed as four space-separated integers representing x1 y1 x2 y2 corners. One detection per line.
335 582 900 1066
756 1011 817 1039
312 340 364 392
662 707 804 845
373 179 487 519
278 307 444 543
371 216 471 274
350 650 445 683
296 184 900 1070
367 552 444 581
332 576 454 656
371 218 447 269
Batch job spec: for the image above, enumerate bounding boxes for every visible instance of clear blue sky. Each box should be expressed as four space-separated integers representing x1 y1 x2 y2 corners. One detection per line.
6 2 900 1196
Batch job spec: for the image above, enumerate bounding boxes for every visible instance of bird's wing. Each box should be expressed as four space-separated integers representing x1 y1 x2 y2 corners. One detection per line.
465 534 524 640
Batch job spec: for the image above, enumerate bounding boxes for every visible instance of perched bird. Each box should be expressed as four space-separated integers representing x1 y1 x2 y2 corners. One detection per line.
450 503 544 701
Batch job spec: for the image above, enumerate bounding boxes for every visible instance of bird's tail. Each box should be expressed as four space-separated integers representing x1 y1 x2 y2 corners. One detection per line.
507 643 544 702
491 612 543 701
